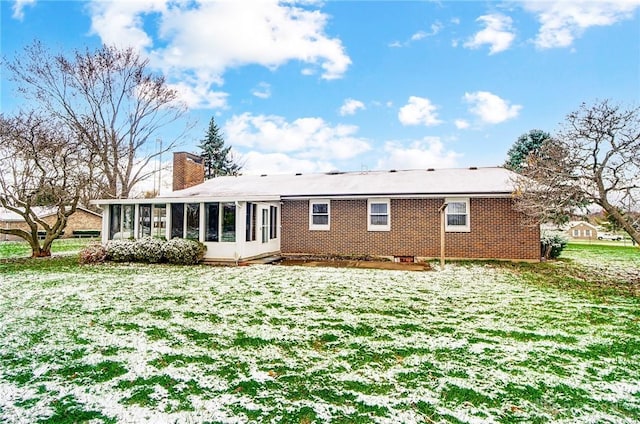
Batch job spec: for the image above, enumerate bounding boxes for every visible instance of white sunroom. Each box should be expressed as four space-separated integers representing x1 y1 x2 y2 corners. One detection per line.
95 196 281 262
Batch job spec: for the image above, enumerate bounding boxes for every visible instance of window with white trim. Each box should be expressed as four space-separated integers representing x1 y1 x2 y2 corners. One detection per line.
108 204 134 240
368 198 390 231
246 202 257 242
572 229 580 237
309 200 330 230
445 198 470 232
270 205 278 239
584 229 592 237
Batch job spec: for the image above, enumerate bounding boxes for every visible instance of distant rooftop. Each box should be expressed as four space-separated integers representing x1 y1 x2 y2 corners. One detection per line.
0 206 100 221
162 167 519 200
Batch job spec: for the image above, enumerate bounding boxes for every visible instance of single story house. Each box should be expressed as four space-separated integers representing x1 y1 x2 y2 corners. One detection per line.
93 153 540 263
567 221 599 240
0 206 102 242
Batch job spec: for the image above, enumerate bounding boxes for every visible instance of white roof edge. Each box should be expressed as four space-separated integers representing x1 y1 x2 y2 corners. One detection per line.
92 195 281 205
568 221 599 229
1 205 101 220
283 192 513 200
92 192 513 205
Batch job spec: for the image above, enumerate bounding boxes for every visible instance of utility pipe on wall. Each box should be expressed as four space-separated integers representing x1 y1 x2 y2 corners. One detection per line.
439 202 448 270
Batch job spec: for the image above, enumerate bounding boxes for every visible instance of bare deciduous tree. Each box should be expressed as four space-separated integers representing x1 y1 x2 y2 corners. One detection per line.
0 113 91 257
514 100 640 245
4 41 190 199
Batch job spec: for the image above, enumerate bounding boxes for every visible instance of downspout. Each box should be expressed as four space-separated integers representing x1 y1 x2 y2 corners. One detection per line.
439 202 448 270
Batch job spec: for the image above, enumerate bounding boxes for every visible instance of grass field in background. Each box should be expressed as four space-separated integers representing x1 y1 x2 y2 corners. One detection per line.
0 243 638 423
0 238 97 259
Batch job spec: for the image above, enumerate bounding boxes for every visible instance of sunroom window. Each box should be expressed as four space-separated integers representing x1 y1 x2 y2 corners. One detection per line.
221 202 236 242
204 202 236 242
169 203 200 240
152 204 166 238
185 203 200 240
108 204 134 240
246 202 257 242
270 205 278 239
138 204 152 238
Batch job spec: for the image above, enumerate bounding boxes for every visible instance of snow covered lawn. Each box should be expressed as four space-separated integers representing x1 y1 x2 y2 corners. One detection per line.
0 257 638 423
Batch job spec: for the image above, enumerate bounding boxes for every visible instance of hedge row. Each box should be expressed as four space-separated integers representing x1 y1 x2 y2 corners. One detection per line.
79 237 206 265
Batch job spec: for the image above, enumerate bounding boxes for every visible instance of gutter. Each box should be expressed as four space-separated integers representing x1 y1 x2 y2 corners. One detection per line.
282 192 514 200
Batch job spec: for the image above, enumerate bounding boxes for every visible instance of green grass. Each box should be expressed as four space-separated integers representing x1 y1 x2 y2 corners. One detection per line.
0 243 638 423
564 241 640 262
38 394 115 424
488 242 639 298
0 238 96 259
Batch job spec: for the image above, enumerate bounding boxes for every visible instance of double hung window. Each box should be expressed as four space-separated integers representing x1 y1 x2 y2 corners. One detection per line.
445 198 470 232
309 200 330 230
368 199 390 231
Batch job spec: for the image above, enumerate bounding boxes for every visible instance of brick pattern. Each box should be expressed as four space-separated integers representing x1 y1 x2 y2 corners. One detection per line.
172 152 205 191
281 198 540 261
1 209 102 241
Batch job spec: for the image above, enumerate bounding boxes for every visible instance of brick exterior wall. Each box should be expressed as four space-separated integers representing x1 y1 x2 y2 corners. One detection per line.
1 209 102 241
281 198 540 261
172 152 205 191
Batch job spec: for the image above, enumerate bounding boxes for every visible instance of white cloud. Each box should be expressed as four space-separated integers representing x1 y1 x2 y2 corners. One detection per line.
411 30 429 42
454 119 470 129
464 13 516 54
224 113 371 162
87 1 160 52
463 91 522 124
252 82 272 99
339 98 365 116
12 0 36 20
168 81 228 109
398 96 443 126
87 0 351 107
376 137 461 170
390 22 443 47
523 0 640 49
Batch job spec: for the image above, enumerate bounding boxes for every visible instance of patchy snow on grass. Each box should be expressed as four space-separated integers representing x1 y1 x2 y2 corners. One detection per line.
0 260 638 423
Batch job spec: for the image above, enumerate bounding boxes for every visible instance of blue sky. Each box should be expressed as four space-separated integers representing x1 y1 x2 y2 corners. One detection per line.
2 0 639 178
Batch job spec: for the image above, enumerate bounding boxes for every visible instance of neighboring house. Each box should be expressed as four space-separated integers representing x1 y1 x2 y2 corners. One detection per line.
567 221 598 240
93 152 540 262
0 206 102 242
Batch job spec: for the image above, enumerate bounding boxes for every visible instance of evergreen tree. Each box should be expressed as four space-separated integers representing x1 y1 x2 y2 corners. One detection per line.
504 129 550 172
198 117 241 179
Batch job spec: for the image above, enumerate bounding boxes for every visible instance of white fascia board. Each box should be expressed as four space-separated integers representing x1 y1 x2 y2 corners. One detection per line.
282 192 514 201
92 195 281 205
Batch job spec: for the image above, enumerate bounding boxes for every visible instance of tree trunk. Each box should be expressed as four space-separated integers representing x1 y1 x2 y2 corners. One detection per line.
27 238 51 258
32 248 52 258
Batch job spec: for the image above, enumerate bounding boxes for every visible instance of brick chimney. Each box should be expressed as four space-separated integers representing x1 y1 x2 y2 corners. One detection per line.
172 152 205 191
